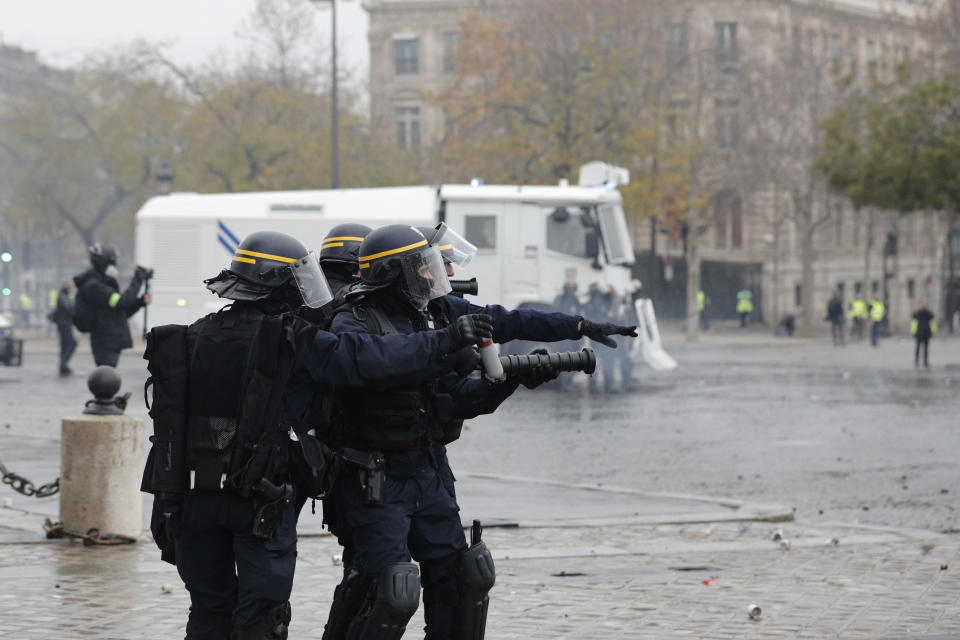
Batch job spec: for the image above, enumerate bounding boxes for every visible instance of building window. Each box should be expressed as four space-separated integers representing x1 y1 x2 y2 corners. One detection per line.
795 284 802 307
852 209 860 248
791 25 802 64
907 278 916 298
715 98 739 148
854 281 862 294
666 23 688 68
866 40 877 76
442 31 457 74
848 37 858 76
834 202 844 248
871 280 879 295
395 107 421 149
831 34 842 70
394 38 419 75
837 282 845 299
713 190 742 249
904 214 914 249
715 22 738 72
464 215 497 249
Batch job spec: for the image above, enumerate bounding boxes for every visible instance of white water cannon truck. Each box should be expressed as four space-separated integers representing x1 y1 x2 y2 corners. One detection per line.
135 162 638 329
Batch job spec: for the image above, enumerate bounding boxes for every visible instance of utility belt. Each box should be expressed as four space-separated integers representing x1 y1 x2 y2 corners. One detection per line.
339 446 441 505
187 457 293 540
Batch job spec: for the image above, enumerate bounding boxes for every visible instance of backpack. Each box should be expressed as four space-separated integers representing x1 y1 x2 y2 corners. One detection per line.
72 288 93 333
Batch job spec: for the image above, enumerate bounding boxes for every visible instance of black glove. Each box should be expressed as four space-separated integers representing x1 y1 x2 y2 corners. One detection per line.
516 348 560 389
443 314 493 351
449 346 481 377
135 265 153 280
150 493 181 565
579 319 638 348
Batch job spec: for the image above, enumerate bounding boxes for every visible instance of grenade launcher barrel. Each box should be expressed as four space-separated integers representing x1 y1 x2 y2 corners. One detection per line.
498 348 596 377
449 278 479 296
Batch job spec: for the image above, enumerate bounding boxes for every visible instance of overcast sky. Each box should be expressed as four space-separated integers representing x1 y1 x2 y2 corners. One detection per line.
0 0 370 82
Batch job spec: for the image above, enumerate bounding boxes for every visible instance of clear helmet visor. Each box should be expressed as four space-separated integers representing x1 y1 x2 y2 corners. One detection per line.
432 224 477 267
291 251 334 308
400 247 452 308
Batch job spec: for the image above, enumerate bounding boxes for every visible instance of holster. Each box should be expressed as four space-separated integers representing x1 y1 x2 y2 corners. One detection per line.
341 448 385 505
251 478 294 539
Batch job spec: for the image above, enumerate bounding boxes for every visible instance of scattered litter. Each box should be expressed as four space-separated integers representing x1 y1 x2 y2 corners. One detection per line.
702 578 716 586
747 604 762 620
842 371 851 380
2 497 11 508
941 489 950 494
921 544 935 555
552 571 586 577
940 564 949 571
779 539 792 551
825 537 839 546
809 395 820 402
861 506 870 511
161 584 173 594
331 554 342 566
772 529 785 542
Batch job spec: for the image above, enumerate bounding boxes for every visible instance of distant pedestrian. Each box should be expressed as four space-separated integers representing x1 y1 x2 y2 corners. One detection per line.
73 243 151 367
911 301 936 368
736 288 754 328
869 296 885 347
698 290 710 331
826 291 845 346
848 295 868 340
49 283 77 376
17 291 32 330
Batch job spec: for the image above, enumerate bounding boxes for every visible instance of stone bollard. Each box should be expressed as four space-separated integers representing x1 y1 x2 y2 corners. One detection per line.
59 367 142 538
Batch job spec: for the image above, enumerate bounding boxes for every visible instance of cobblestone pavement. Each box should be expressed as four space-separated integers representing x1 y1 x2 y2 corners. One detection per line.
1 511 958 639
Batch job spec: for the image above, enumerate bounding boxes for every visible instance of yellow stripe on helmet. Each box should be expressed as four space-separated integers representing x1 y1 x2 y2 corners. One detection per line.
232 256 256 264
358 263 370 269
321 242 345 249
323 236 365 243
236 249 297 263
358 240 428 262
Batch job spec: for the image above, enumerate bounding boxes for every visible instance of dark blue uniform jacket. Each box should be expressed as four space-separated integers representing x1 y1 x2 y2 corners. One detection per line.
441 295 581 345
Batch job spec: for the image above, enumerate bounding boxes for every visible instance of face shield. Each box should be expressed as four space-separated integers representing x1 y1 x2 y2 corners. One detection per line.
431 223 477 267
290 251 334 308
399 247 452 308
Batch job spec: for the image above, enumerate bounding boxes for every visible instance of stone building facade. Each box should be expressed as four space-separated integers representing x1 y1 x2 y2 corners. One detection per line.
363 0 950 331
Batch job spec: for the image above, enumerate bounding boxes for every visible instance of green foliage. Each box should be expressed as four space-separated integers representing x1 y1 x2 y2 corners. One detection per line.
817 67 960 214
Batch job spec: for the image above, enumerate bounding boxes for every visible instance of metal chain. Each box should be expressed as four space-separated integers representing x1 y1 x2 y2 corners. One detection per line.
0 457 60 498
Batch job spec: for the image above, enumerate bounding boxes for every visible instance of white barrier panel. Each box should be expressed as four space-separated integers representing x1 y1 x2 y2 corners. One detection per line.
634 299 678 371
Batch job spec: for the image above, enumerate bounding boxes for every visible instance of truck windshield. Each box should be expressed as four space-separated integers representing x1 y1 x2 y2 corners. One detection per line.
597 204 635 265
545 206 593 258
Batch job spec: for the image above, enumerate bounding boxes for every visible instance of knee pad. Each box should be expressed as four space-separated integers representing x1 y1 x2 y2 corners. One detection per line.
233 601 291 640
322 567 367 640
453 541 496 640
347 563 420 640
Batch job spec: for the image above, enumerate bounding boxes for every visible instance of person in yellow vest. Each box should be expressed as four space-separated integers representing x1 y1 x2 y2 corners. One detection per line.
698 290 710 331
848 295 868 340
17 291 33 330
911 301 936 368
868 296 885 347
736 289 754 328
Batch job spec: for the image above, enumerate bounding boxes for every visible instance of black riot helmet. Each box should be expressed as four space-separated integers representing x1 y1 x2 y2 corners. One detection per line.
356 225 451 308
320 223 372 267
204 230 332 309
88 243 118 273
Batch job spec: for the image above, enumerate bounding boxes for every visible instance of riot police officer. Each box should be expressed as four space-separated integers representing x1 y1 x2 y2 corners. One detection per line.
73 243 151 366
142 230 493 640
319 223 373 299
322 225 522 640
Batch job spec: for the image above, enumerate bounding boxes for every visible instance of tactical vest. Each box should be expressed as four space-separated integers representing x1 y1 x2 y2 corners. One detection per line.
141 306 318 497
329 301 462 451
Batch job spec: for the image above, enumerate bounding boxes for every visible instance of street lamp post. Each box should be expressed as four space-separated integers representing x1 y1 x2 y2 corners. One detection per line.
311 0 342 189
